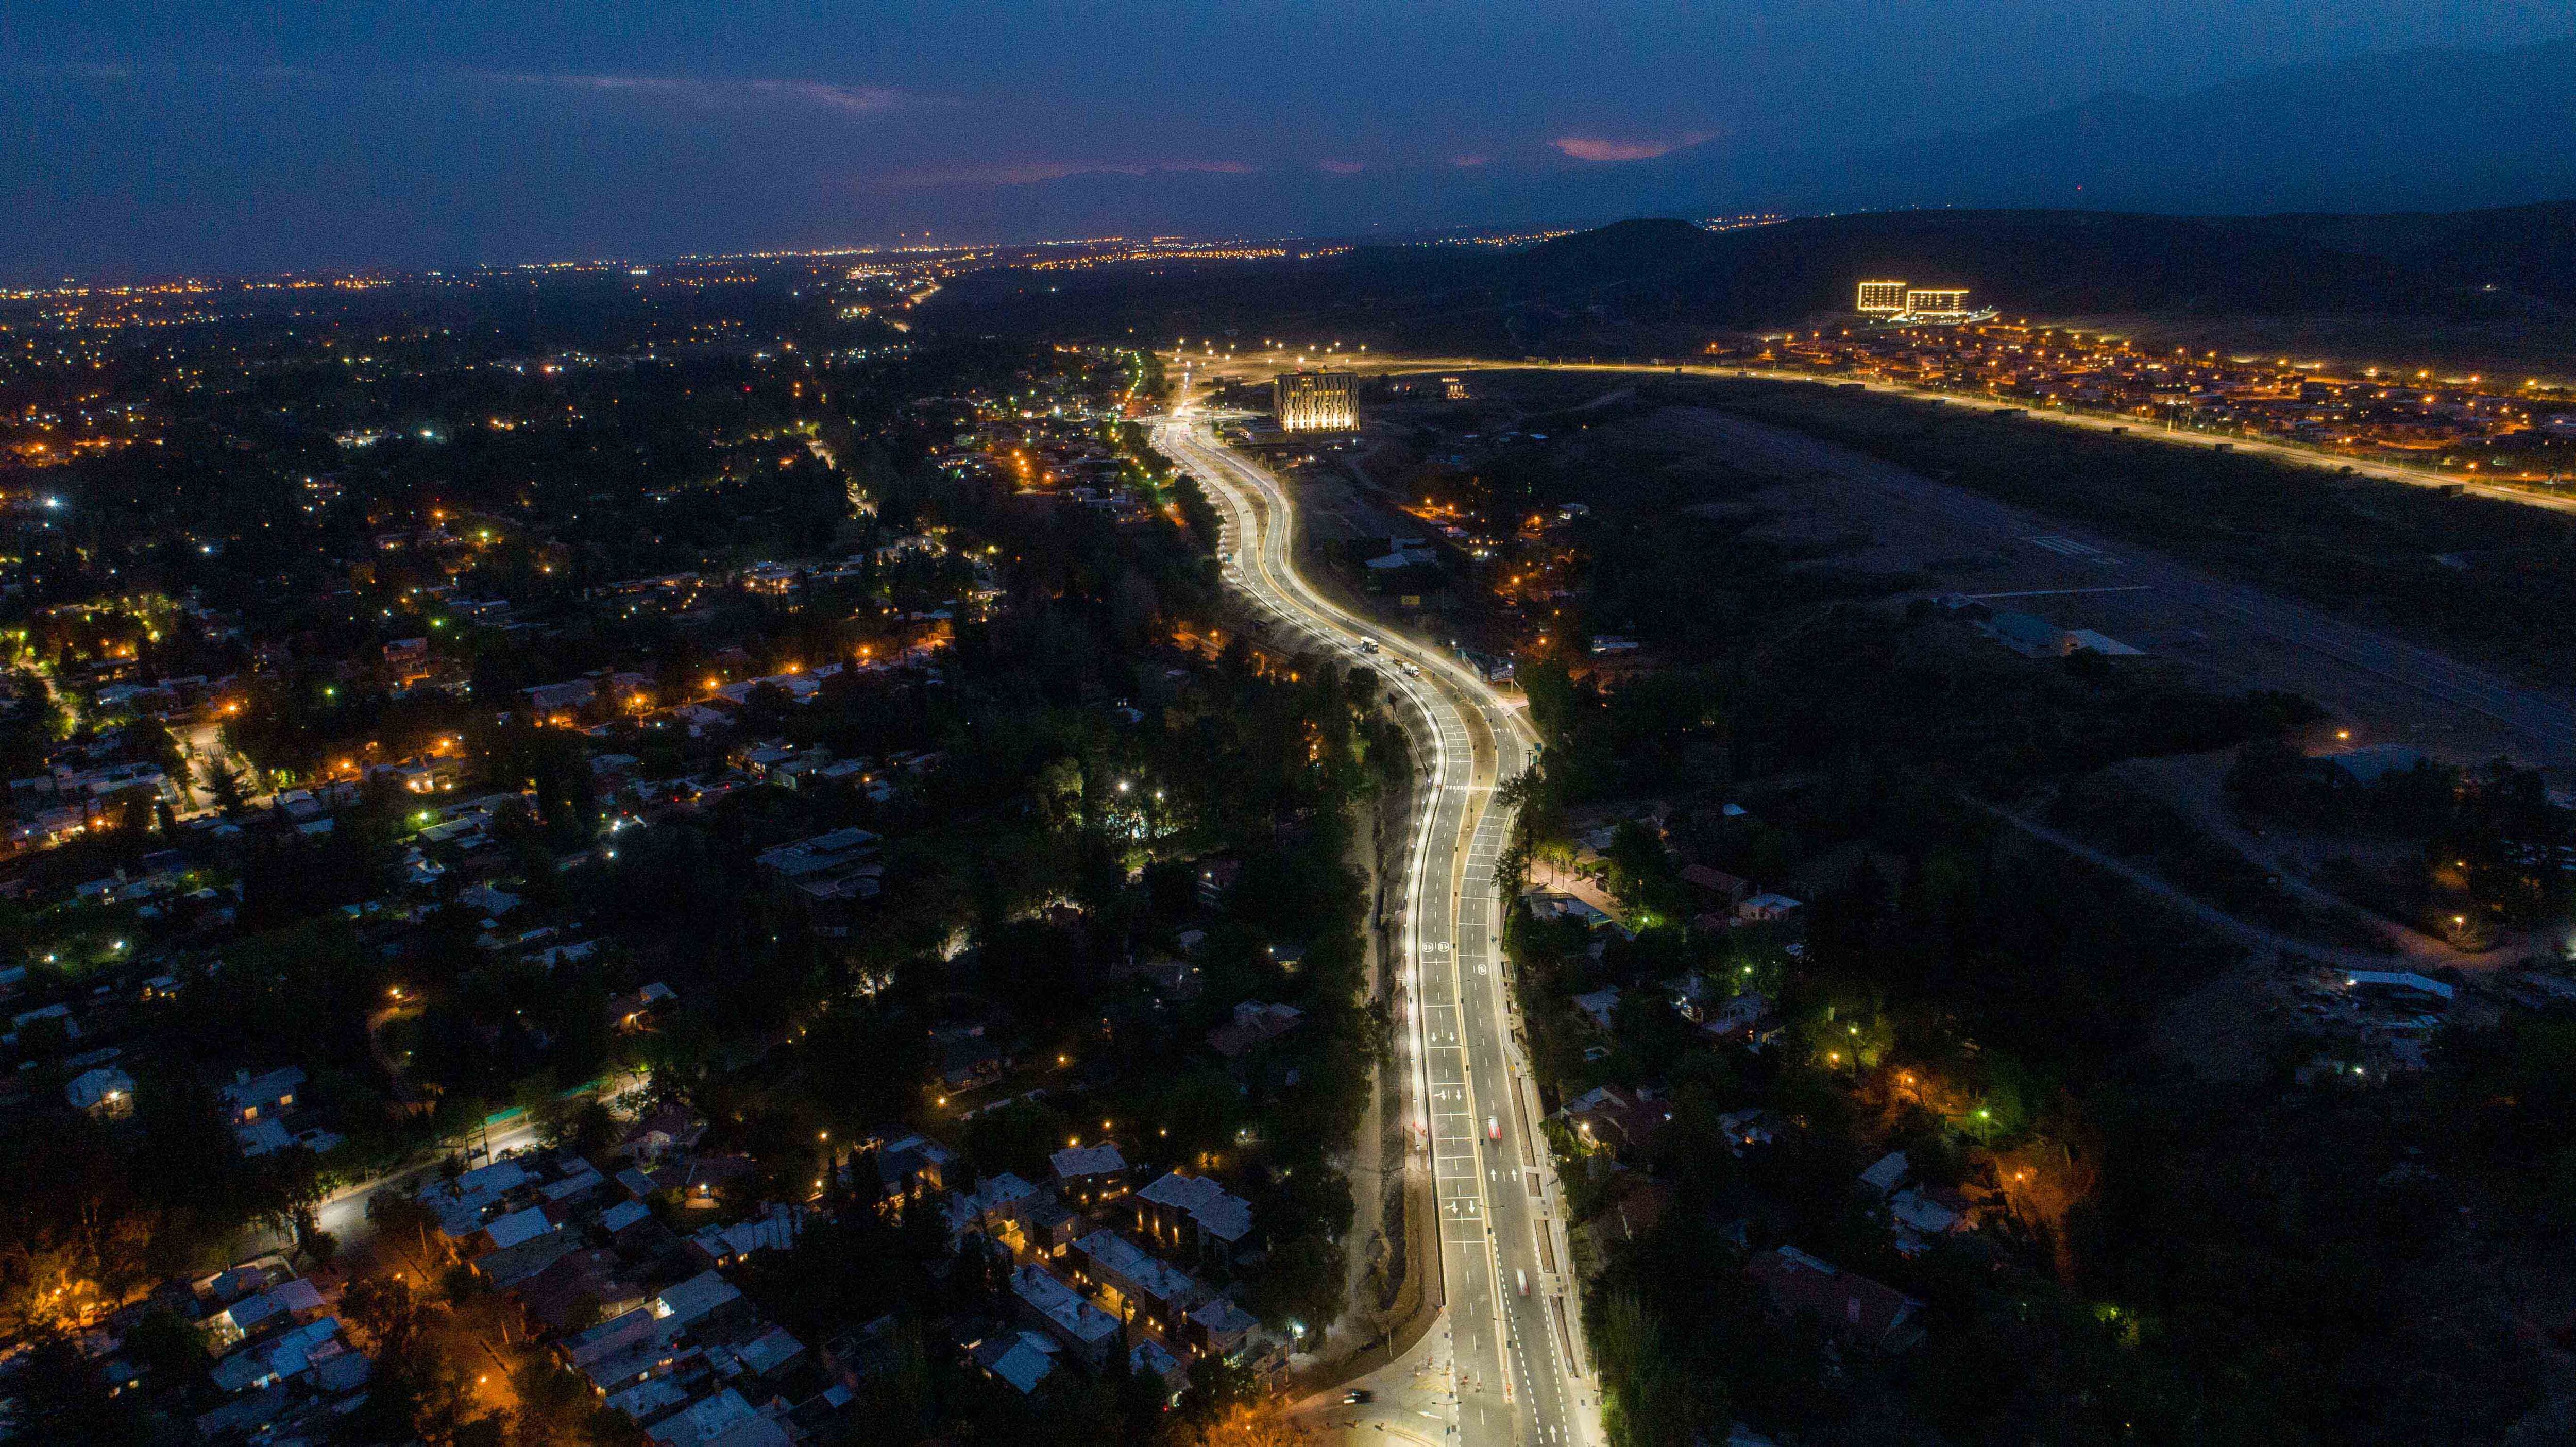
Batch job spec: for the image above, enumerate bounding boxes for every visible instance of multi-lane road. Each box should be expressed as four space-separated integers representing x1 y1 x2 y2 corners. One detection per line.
1177 348 2576 519
1153 400 1596 1447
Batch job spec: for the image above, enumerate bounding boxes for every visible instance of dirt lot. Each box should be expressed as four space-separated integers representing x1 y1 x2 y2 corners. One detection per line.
1602 404 2576 783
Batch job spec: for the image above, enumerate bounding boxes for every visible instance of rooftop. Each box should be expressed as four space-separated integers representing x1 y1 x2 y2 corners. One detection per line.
1138 1170 1255 1242
1076 1229 1204 1308
1050 1140 1128 1179
1012 1264 1121 1346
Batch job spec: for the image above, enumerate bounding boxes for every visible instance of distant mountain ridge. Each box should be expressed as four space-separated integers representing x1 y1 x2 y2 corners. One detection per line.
899 39 2576 245
1636 39 2576 218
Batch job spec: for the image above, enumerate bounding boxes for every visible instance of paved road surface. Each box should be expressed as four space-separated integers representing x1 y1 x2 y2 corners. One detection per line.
1190 349 2576 519
306 1073 646 1259
1155 401 1597 1447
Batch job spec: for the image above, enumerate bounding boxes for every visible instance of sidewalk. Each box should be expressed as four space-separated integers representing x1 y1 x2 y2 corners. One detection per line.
1527 860 1629 929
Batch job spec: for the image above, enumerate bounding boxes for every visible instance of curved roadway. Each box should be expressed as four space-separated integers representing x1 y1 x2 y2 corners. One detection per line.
1153 402 1597 1447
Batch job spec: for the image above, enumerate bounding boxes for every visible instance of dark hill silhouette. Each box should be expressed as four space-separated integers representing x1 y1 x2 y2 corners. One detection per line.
1466 213 2432 320
930 202 2576 354
1627 41 2576 220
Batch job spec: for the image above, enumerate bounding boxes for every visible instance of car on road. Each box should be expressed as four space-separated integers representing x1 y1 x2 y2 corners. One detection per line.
1344 1389 1374 1404
1402 662 1421 678
1517 1268 1530 1296
1487 1114 1501 1142
1358 637 1380 654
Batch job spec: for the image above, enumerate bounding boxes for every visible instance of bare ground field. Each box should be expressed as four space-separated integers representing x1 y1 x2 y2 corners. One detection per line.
1602 404 2576 782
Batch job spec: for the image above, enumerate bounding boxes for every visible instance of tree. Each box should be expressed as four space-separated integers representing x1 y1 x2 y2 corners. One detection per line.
367 1189 444 1272
1178 1355 1260 1430
7 1333 146 1446
341 1274 472 1442
258 1144 331 1261
207 759 248 818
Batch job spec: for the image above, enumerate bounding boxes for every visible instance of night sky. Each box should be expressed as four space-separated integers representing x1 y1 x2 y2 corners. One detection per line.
4 1 2569 277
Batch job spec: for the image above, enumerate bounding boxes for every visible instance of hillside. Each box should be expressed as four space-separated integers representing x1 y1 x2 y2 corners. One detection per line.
928 202 2576 358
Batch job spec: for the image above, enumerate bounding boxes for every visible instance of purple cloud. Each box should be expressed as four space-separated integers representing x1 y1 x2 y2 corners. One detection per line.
1551 130 1713 161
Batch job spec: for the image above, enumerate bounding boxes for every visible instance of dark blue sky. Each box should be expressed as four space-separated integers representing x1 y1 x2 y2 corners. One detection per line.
4 2 2569 277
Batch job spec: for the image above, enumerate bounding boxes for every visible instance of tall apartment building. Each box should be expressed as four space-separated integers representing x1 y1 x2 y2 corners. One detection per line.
1273 370 1358 432
1855 280 1909 315
1903 288 1973 320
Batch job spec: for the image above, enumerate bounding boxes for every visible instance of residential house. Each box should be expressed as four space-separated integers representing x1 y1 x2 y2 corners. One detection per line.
1745 1246 1925 1353
563 1307 692 1398
1207 1000 1302 1058
1681 864 1751 906
1049 1140 1130 1208
617 1105 709 1166
203 1277 327 1351
753 827 883 901
713 1323 806 1383
687 1203 802 1269
1195 859 1241 907
607 982 678 1032
946 1172 1042 1248
1858 1151 1910 1197
520 678 599 723
1190 1295 1260 1359
1735 893 1802 924
1718 1109 1785 1155
1571 987 1622 1033
645 1388 791 1447
1009 1264 1121 1366
1067 1230 1206 1344
1889 1187 1973 1255
219 1066 302 1129
1558 1086 1671 1160
653 1269 752 1337
66 1063 135 1116
1133 1171 1254 1264
868 1129 958 1203
517 1247 651 1335
970 1331 1060 1395
1020 1195 1083 1259
1130 1337 1189 1403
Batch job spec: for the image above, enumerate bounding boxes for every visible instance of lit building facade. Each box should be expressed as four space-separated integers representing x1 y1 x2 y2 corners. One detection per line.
1854 281 1988 325
1855 280 1909 315
1903 288 1974 321
1273 370 1358 432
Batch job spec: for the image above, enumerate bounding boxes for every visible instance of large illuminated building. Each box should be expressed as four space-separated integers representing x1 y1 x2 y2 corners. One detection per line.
1273 370 1358 432
1854 280 1991 325
1855 280 1909 315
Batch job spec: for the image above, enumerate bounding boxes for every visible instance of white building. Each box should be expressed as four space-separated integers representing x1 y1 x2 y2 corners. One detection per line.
1855 280 1909 315
1273 371 1358 432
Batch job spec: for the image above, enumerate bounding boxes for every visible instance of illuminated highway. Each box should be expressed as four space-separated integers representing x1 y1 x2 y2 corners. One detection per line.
1153 394 1595 1447
1167 344 2576 518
